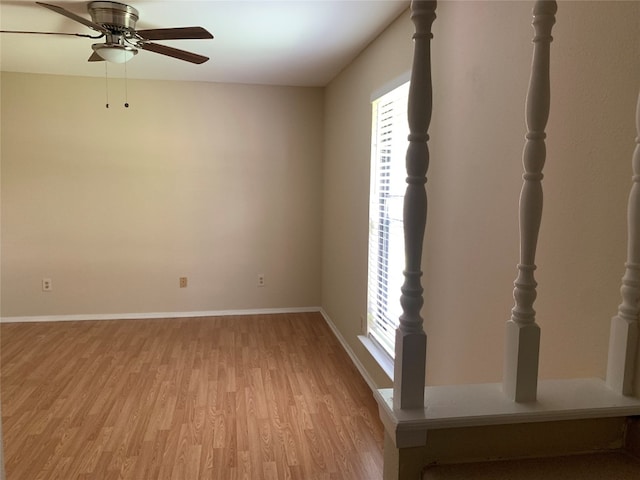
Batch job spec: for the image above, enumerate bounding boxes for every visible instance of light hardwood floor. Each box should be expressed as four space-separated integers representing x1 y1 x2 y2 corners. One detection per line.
1 312 384 479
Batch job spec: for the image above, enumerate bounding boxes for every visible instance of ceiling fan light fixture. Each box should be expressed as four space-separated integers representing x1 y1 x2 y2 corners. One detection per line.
92 43 137 63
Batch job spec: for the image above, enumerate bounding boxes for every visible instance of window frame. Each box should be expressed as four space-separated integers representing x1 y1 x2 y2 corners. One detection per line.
365 77 411 367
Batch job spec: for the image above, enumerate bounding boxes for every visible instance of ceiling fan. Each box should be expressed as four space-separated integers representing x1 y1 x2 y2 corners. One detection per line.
1 1 214 64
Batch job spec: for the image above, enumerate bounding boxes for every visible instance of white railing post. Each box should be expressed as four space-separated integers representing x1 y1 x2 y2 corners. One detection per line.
393 0 436 411
606 91 640 396
503 0 557 403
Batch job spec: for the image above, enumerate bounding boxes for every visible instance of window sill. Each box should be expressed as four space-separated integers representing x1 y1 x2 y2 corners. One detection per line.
358 334 394 381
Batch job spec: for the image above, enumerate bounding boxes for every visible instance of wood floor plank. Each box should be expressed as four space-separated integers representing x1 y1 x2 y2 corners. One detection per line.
1 313 384 479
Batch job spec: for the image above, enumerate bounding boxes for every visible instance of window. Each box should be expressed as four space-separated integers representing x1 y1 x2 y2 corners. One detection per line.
367 81 410 359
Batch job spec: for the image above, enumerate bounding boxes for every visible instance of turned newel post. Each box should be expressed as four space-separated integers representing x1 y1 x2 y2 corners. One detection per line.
606 91 640 396
503 0 556 403
393 0 436 410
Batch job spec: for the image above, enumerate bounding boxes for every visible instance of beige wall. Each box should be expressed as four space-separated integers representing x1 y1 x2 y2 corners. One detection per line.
1 73 323 317
321 1 639 389
321 9 414 387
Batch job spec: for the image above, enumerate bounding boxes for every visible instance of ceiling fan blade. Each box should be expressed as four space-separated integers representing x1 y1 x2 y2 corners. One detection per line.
140 42 209 64
88 51 104 62
36 2 109 34
0 29 103 38
136 26 213 41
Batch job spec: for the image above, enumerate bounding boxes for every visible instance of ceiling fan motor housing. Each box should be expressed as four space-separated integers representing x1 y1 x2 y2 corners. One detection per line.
88 1 139 33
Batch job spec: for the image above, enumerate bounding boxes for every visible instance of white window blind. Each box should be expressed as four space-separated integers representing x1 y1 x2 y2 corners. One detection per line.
367 81 410 359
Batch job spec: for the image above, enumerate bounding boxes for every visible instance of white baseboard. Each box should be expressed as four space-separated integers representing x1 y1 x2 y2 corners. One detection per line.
0 306 321 324
319 308 378 392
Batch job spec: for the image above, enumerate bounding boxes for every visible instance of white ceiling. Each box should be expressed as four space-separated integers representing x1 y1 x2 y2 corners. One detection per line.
0 0 408 86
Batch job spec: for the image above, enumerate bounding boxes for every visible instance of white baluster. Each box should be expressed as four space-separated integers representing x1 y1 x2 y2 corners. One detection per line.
503 0 557 403
393 0 436 411
606 92 640 396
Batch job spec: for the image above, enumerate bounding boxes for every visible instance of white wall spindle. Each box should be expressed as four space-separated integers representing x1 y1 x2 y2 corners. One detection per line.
503 0 557 403
606 92 640 396
393 0 436 410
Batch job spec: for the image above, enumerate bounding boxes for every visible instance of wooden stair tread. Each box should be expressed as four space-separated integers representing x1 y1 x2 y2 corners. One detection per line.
423 452 640 479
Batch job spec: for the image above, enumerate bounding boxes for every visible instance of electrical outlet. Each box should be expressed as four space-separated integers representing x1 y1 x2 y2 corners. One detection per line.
179 277 188 288
42 278 52 292
257 274 265 287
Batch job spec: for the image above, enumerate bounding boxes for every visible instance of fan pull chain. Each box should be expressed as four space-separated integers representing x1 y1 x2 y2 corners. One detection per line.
124 51 130 108
104 62 110 108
